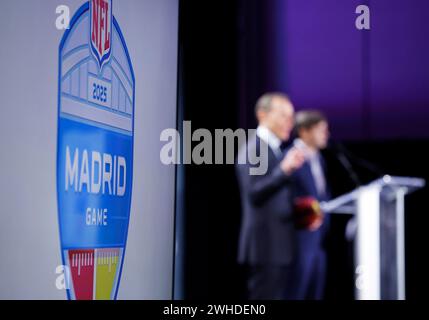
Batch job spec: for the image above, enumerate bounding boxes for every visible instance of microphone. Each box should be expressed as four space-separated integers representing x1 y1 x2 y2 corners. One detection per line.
328 141 362 187
293 139 306 153
334 142 385 177
328 141 386 241
293 138 311 159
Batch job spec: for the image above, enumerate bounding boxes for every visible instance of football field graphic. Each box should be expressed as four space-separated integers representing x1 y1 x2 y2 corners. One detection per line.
57 0 135 300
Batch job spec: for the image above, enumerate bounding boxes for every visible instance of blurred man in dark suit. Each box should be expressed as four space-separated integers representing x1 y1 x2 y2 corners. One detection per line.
289 110 331 300
236 93 313 300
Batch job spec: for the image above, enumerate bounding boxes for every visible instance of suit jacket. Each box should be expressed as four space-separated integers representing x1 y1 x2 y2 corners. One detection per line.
236 134 296 266
288 148 332 248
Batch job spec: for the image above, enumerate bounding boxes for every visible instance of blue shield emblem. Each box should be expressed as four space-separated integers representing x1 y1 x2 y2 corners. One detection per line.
57 0 135 300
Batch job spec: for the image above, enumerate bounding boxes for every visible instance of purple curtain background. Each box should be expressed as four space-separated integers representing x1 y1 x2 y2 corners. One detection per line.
244 0 429 140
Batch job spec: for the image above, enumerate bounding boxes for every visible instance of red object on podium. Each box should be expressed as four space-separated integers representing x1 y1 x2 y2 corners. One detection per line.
293 196 324 230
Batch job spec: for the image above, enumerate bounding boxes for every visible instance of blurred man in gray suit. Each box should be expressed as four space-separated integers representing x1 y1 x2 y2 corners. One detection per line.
236 93 318 299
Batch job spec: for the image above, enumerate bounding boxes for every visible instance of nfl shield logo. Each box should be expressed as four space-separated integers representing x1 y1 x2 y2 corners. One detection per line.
90 0 112 70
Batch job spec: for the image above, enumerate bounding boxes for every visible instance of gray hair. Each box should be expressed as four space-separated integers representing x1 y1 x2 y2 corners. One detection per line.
255 92 291 115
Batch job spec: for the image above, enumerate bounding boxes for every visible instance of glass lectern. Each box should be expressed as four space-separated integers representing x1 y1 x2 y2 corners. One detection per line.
321 176 425 300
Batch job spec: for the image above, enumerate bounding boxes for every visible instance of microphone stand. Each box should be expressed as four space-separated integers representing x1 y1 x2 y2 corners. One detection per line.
328 141 386 241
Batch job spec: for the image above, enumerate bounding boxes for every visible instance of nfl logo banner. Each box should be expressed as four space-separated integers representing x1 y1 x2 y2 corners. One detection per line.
57 0 135 300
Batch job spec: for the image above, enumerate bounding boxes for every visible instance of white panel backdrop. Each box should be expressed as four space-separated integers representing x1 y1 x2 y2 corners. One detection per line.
0 0 178 299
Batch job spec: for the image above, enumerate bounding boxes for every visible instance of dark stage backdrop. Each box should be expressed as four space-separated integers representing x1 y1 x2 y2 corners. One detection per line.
178 0 429 300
